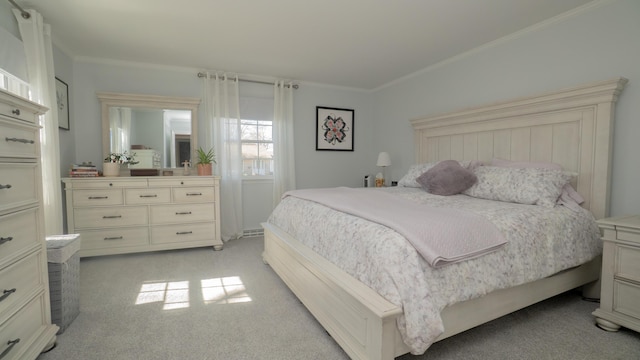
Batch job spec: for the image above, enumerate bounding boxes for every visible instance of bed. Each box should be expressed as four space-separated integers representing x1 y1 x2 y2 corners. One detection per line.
262 77 627 360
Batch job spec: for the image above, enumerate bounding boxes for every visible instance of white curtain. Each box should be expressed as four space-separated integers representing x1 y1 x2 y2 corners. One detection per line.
202 73 243 241
14 9 63 236
109 107 131 154
272 81 296 207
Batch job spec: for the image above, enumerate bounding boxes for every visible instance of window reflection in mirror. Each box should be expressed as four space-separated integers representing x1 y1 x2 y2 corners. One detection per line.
98 92 200 169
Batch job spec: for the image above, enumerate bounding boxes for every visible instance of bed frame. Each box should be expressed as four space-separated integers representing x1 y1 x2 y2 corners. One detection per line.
262 77 627 360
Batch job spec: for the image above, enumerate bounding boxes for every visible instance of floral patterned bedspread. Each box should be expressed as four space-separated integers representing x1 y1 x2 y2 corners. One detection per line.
267 187 602 355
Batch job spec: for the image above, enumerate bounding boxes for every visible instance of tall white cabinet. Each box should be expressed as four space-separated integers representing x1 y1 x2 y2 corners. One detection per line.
0 89 58 358
62 176 222 257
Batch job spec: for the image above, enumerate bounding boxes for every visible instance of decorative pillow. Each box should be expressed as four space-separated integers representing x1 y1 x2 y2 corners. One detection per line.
416 160 477 196
398 160 471 188
462 166 572 207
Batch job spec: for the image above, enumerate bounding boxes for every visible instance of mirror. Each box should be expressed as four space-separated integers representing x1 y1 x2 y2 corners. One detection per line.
98 92 200 169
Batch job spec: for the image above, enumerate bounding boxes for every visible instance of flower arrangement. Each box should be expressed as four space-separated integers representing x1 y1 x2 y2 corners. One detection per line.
104 152 138 165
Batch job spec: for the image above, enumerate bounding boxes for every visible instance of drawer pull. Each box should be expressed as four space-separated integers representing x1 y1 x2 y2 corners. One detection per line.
0 237 13 245
176 231 193 235
104 236 123 241
186 192 202 196
11 108 21 116
88 196 108 199
0 184 11 190
0 338 20 359
139 194 158 198
176 211 192 215
0 288 16 302
102 215 122 219
5 137 34 144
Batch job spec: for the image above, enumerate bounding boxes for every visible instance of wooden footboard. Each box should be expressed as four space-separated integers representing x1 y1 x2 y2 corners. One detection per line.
263 222 601 360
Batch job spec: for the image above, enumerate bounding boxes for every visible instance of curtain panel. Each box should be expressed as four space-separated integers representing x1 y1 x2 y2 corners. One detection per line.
272 81 296 207
202 73 243 241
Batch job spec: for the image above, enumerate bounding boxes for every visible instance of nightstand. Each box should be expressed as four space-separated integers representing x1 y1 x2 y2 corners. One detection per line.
593 215 640 334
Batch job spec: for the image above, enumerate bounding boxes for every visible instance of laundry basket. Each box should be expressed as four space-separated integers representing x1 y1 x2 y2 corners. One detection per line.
45 234 81 334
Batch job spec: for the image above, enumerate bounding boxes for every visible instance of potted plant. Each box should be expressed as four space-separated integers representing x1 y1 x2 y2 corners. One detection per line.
103 152 138 177
195 147 216 176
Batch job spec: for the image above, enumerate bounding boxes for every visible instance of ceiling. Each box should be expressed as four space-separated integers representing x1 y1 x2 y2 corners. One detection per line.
19 0 595 90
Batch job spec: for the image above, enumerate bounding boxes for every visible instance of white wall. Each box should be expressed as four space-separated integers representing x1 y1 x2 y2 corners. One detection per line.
371 0 640 217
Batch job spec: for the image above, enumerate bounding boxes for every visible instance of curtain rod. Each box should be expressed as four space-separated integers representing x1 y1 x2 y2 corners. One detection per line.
8 0 30 19
197 72 298 89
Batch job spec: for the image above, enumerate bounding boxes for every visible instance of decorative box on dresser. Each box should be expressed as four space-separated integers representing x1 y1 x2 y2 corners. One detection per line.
593 215 640 334
62 176 222 257
0 89 58 358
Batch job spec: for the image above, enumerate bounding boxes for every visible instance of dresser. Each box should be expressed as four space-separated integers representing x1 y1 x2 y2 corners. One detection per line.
0 89 58 358
593 215 640 334
62 176 222 257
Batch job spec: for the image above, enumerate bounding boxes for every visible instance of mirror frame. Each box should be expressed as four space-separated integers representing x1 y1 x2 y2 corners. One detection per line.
97 92 201 169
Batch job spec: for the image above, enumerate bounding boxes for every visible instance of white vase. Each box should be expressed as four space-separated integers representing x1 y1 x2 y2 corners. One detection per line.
103 162 120 177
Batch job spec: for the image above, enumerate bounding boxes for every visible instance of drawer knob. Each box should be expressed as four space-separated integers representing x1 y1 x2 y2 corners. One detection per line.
1 338 20 359
11 108 20 115
0 184 11 190
0 288 16 302
176 211 192 215
5 137 34 144
0 237 13 245
102 215 122 219
88 196 108 200
104 236 124 241
139 194 158 198
186 192 202 196
176 231 193 235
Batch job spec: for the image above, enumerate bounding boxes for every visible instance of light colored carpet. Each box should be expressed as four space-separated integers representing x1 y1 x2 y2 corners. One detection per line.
38 237 640 360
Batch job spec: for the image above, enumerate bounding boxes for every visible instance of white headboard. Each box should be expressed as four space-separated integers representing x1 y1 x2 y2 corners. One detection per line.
410 78 627 219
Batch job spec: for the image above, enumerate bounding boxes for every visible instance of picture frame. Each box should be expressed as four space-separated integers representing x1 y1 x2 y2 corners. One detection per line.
55 77 69 130
316 106 354 151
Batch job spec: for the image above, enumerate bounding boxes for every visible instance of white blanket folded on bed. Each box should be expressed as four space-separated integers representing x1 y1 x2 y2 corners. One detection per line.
283 187 507 267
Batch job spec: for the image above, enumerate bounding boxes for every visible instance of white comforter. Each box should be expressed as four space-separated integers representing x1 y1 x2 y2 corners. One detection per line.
267 187 601 354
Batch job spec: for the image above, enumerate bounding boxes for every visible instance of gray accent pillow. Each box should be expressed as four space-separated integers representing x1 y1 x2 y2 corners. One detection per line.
416 160 477 195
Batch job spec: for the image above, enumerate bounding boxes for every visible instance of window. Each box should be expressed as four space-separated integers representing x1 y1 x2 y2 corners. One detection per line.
241 119 274 177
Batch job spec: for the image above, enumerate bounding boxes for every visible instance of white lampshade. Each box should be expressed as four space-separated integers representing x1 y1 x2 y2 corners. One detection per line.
376 152 391 167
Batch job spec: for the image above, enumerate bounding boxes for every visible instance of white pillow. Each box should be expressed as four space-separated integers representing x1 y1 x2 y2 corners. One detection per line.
462 166 572 207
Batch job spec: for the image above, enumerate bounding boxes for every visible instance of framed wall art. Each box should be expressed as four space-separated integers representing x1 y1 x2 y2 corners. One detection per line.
55 77 70 130
316 106 354 151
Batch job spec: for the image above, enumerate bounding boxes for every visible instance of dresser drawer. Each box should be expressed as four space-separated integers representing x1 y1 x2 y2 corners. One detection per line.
0 292 48 359
0 209 40 268
617 245 640 283
0 120 38 159
0 252 42 318
73 206 147 229
173 187 215 203
151 222 216 245
613 280 640 320
125 188 171 205
150 204 215 225
73 189 123 206
0 163 38 212
0 100 38 124
79 227 149 251
67 179 147 189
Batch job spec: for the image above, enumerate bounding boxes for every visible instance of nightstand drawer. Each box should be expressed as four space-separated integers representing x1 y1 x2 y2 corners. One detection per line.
617 245 640 283
617 228 640 244
73 206 147 228
614 280 640 319
73 189 123 206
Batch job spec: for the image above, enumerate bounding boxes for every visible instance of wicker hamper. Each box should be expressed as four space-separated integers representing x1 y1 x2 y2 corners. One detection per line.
45 234 81 334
